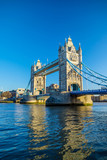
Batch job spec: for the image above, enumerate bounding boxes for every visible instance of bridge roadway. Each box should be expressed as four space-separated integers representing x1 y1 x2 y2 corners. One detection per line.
35 89 107 100
70 89 107 95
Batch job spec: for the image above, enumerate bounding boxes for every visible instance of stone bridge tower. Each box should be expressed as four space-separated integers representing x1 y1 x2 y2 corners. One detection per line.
58 37 83 92
31 60 46 95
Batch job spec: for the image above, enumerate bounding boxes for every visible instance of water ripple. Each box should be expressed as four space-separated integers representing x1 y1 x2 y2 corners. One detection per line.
0 103 107 159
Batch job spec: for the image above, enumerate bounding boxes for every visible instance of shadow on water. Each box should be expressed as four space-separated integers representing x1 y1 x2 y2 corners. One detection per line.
28 105 95 160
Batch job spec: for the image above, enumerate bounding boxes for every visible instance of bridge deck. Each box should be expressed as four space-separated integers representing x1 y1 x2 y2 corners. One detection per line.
70 89 107 95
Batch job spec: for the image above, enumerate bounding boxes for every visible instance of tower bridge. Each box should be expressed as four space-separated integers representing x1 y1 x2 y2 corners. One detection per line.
31 36 82 95
29 37 107 105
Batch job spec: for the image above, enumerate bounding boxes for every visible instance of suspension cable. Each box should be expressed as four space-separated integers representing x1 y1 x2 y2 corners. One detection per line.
67 59 107 83
82 62 107 79
67 59 107 88
81 62 107 84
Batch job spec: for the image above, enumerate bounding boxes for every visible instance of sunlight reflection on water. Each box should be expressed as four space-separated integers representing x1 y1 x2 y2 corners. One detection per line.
0 103 107 160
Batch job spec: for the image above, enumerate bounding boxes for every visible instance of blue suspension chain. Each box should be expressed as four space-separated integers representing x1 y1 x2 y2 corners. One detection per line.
67 59 107 87
82 62 107 79
67 59 107 83
81 62 107 84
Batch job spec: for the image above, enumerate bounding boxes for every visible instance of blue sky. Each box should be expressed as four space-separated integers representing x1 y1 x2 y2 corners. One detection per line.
0 0 107 91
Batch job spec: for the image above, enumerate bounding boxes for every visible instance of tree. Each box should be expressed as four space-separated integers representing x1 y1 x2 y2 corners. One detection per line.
1 91 12 98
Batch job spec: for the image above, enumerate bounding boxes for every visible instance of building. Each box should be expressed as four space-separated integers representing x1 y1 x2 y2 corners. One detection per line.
10 88 26 98
46 84 59 93
92 95 107 102
91 87 107 102
31 60 46 95
16 88 25 98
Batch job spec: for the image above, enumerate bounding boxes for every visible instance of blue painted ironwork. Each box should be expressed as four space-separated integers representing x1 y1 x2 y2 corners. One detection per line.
24 58 107 96
82 62 107 78
67 59 107 82
70 89 107 95
67 59 107 87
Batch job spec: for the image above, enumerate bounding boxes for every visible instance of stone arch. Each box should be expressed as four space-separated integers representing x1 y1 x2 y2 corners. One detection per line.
38 90 42 95
71 83 80 91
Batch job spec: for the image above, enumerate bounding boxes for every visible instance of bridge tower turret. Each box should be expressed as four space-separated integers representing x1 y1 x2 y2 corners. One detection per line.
78 43 83 90
31 60 46 95
58 37 83 92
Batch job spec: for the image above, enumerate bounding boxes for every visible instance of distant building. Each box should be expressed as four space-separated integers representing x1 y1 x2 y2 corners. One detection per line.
46 84 59 93
92 95 107 102
16 88 25 98
10 88 26 98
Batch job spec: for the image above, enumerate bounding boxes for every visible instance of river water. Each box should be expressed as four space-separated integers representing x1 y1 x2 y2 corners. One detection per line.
0 103 107 160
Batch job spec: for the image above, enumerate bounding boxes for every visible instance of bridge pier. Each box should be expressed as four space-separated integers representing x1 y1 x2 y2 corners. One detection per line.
46 92 93 106
71 95 93 106
21 92 93 106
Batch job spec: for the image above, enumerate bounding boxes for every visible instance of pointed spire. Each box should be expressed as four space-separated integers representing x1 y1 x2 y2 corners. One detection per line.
79 43 81 50
59 43 61 50
64 38 67 46
68 36 72 41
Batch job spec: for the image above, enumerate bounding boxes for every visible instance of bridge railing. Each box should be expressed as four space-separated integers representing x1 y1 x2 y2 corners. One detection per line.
70 89 107 95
